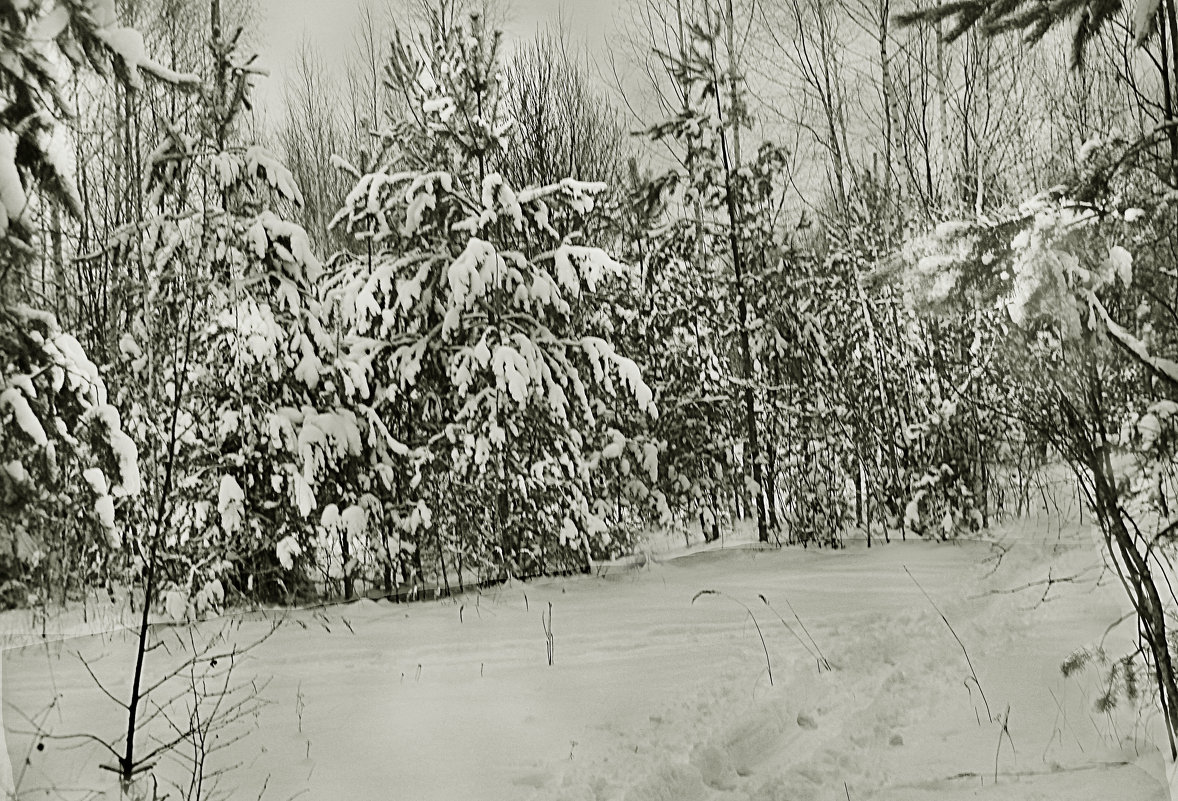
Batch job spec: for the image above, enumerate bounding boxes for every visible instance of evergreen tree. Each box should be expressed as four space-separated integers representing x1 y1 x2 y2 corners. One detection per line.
329 7 655 583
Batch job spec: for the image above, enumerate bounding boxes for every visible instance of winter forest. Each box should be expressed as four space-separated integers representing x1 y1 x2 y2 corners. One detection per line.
3 0 1178 798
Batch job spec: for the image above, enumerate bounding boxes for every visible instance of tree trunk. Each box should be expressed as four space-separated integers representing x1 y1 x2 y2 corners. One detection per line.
1162 0 1178 185
1093 462 1178 758
718 0 768 543
340 530 353 600
879 0 896 237
1067 357 1178 759
935 0 949 206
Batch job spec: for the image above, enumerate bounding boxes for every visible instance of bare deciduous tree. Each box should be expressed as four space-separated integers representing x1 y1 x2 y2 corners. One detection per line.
499 30 629 189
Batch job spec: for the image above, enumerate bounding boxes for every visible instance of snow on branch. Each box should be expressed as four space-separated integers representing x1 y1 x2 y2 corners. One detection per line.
1090 296 1178 390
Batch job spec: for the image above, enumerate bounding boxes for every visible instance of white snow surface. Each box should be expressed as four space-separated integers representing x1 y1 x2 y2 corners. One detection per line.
2 481 1173 800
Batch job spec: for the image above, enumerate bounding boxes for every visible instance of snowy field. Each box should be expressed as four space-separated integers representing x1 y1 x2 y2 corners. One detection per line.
3 488 1174 800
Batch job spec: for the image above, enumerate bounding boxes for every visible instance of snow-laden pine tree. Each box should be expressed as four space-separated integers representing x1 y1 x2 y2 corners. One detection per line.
328 7 656 584
94 5 360 611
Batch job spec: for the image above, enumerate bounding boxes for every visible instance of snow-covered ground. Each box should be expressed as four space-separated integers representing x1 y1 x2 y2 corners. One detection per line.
3 484 1173 800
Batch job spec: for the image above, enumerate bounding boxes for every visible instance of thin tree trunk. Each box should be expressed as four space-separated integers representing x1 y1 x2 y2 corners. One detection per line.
715 0 769 543
935 0 948 205
1094 466 1178 758
879 0 896 238
1162 0 1178 184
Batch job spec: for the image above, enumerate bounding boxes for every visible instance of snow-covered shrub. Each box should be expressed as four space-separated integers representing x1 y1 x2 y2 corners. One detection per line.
0 0 204 602
0 305 141 605
604 219 742 543
778 223 1002 546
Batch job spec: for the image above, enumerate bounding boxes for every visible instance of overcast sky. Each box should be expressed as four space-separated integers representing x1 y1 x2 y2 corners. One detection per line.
250 0 622 120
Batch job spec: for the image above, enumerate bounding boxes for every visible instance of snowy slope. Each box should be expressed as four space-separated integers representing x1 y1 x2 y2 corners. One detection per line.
2 492 1171 800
